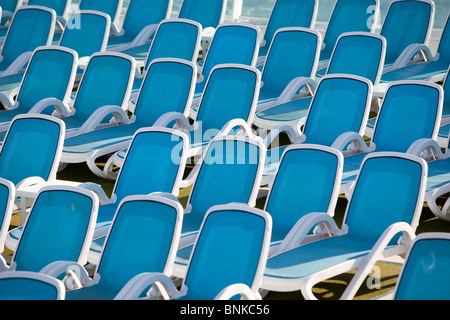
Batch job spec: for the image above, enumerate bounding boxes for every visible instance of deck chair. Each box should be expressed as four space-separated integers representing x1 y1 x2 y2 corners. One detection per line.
0 6 56 76
0 271 65 300
28 0 72 35
380 12 449 84
261 152 427 300
40 193 183 300
317 0 379 69
256 0 318 66
30 52 135 139
127 19 201 95
61 58 196 179
1 185 98 274
116 0 225 62
0 46 78 131
263 145 343 257
405 135 450 221
260 74 372 186
58 10 111 65
106 0 172 51
255 27 321 112
379 0 435 72
154 63 261 159
372 0 436 97
171 136 265 278
254 32 385 130
78 0 123 31
190 22 260 105
389 233 450 300
0 0 21 27
0 178 15 254
435 67 450 147
0 114 65 227
116 203 271 300
336 80 442 197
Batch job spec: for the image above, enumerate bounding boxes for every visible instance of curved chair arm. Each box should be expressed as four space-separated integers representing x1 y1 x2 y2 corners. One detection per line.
217 118 259 140
331 132 373 155
263 124 303 149
406 138 447 161
215 283 260 300
275 77 317 106
29 98 73 117
77 105 133 135
0 92 17 110
153 111 194 131
55 17 67 32
40 260 99 289
110 23 125 37
340 222 416 300
78 182 115 205
426 184 450 222
0 254 10 272
2 11 14 24
274 212 345 255
114 272 186 300
128 24 159 48
1 51 33 76
389 43 437 72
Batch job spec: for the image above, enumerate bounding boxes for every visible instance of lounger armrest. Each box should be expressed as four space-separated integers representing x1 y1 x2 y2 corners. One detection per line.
114 272 187 300
331 132 372 154
426 184 450 221
275 212 344 255
55 17 67 32
263 124 304 149
128 24 158 47
0 92 16 110
407 138 447 160
340 222 416 300
78 182 115 205
77 105 133 135
110 23 125 37
40 261 99 289
389 44 437 71
217 118 259 140
2 11 14 23
0 255 10 272
153 111 194 131
1 51 33 76
275 77 317 106
215 283 260 300
15 176 46 194
29 98 72 117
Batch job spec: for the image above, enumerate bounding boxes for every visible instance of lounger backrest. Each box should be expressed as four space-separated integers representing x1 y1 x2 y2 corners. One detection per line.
2 6 56 65
73 52 134 119
96 194 183 295
200 23 260 83
302 74 372 146
380 0 434 65
16 47 77 112
178 0 226 29
326 32 386 85
265 145 343 242
196 64 260 132
121 0 171 39
12 186 98 272
59 11 110 58
113 129 188 201
321 0 379 61
145 19 201 69
344 153 426 242
183 204 271 299
372 81 442 152
0 115 65 185
134 58 196 125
